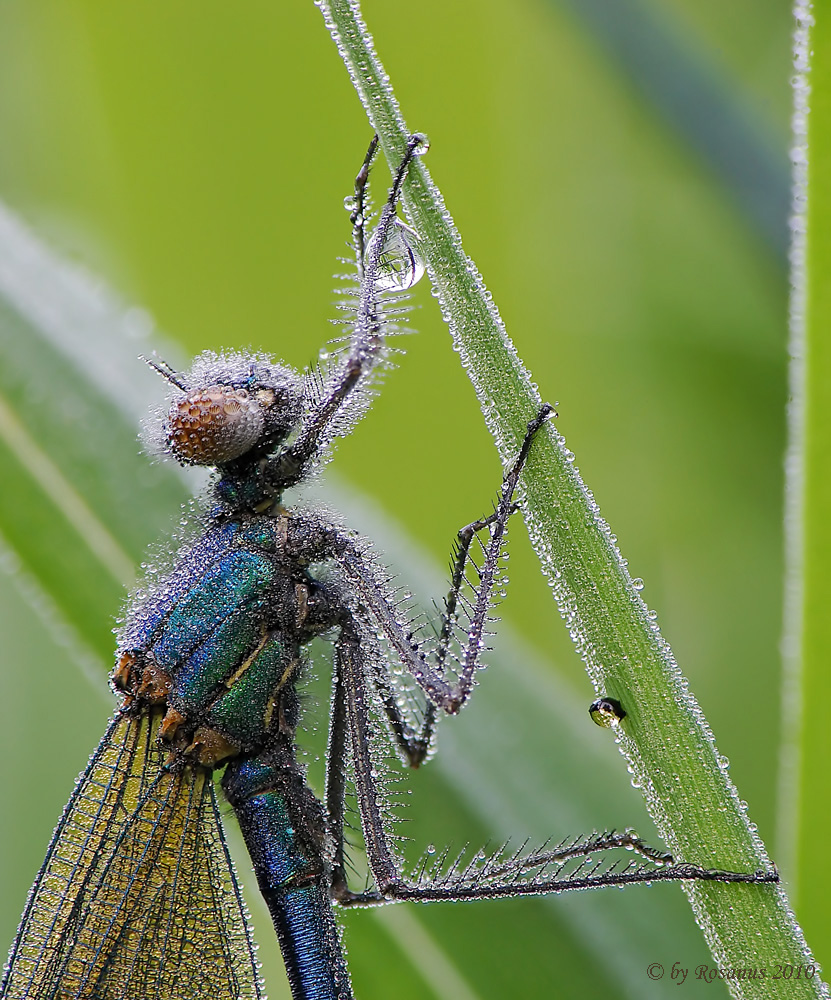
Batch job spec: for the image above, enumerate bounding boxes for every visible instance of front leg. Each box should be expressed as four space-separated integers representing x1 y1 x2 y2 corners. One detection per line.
264 133 427 493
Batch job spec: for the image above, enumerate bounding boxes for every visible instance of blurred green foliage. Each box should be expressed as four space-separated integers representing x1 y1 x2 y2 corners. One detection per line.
0 1 800 998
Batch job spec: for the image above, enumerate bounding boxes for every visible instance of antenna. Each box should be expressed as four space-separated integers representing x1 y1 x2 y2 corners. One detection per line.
140 355 187 391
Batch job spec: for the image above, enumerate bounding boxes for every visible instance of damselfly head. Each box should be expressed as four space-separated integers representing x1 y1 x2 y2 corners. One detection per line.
166 385 268 465
147 351 304 467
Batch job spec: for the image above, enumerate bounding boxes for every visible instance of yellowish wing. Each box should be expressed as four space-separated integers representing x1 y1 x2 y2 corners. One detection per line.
2 710 262 1000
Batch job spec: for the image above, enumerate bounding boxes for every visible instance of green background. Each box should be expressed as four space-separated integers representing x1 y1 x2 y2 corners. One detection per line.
0 1 802 998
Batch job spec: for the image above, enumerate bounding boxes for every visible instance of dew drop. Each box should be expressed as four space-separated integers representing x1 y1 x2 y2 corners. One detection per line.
412 133 430 155
372 220 425 291
589 696 626 728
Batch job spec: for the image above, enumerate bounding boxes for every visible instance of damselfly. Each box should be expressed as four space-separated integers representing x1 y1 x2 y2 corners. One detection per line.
0 135 776 1000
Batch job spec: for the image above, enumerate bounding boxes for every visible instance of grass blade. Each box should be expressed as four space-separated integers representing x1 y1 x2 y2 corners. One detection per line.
781 0 831 976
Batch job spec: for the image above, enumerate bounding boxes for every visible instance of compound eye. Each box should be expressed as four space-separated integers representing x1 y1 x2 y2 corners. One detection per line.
166 385 265 465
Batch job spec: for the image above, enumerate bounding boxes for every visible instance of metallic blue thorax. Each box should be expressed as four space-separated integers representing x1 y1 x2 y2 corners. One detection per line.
116 511 352 1000
119 517 303 755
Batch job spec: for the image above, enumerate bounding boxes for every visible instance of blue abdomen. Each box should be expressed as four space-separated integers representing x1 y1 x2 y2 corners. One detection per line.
224 754 352 1000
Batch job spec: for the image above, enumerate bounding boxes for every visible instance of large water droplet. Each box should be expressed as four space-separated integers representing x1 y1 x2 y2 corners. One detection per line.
589 696 626 728
373 220 425 291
